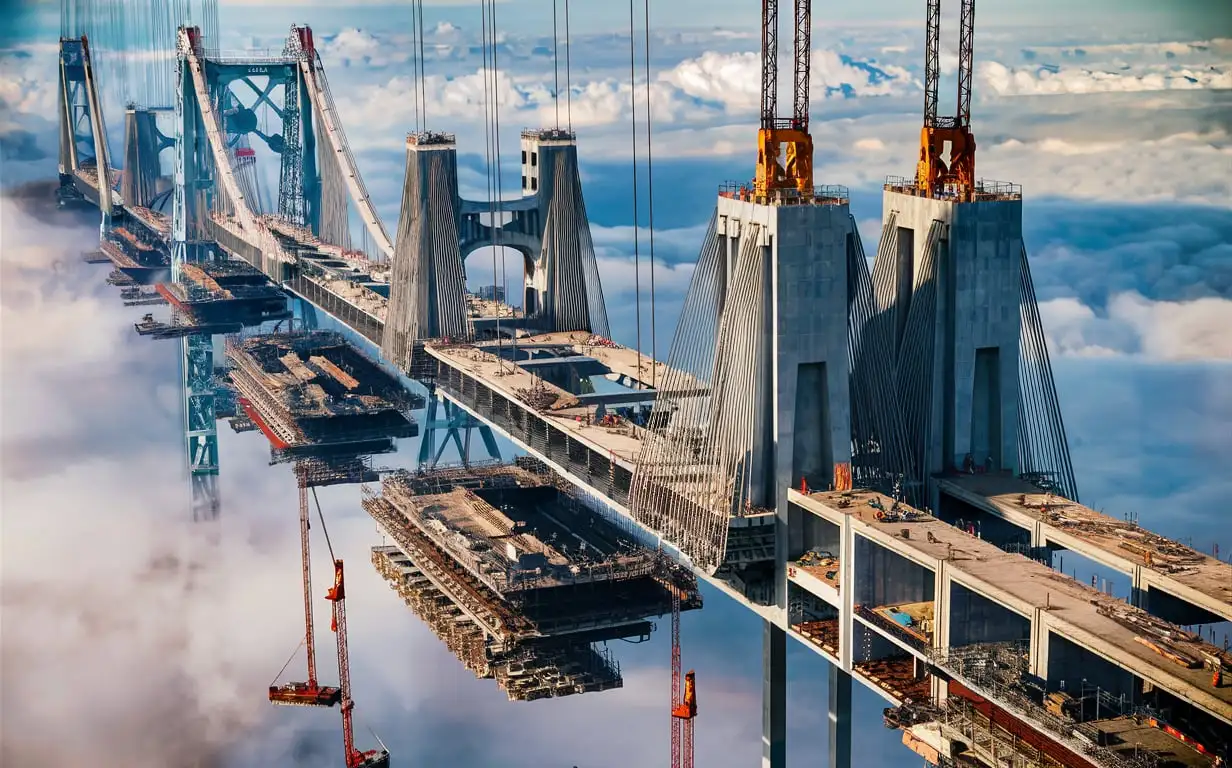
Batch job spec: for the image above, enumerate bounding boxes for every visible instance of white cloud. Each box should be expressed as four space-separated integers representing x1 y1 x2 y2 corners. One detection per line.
979 60 1232 96
1039 292 1232 361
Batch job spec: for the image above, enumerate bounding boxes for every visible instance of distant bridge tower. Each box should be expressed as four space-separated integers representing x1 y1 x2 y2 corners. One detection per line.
173 26 223 521
56 36 114 221
383 128 609 368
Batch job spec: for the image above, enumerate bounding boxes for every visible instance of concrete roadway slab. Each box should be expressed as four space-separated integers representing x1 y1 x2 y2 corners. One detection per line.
940 474 1232 623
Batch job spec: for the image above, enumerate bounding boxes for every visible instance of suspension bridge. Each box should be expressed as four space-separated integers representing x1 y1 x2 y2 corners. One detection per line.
52 0 1232 766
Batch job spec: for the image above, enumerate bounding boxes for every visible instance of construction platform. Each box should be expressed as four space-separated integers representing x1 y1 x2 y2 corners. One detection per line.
792 488 1232 737
133 311 241 339
157 261 290 325
939 473 1232 623
414 332 778 579
225 331 420 461
365 461 700 701
99 225 170 284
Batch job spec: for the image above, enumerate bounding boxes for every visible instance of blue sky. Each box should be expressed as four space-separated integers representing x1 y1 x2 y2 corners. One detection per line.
1 1 1230 766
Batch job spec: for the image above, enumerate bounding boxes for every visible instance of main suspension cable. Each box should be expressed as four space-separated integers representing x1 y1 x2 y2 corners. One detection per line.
481 0 498 344
643 0 658 387
411 0 421 132
492 0 513 363
627 0 642 388
564 0 573 133
417 0 428 129
551 0 561 129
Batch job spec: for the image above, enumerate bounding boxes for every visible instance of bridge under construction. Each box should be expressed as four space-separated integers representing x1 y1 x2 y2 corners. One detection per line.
52 0 1232 765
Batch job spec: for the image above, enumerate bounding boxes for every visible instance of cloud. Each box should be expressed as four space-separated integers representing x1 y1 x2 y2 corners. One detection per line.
1039 292 1232 361
0 186 281 768
980 59 1232 96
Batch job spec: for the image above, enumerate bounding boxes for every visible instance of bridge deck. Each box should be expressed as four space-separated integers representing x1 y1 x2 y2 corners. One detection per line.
426 333 659 470
939 474 1232 622
795 489 1232 726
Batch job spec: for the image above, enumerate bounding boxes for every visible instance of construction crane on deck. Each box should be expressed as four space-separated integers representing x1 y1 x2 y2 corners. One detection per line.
915 0 977 199
750 0 814 202
669 582 698 768
326 558 391 768
269 473 342 707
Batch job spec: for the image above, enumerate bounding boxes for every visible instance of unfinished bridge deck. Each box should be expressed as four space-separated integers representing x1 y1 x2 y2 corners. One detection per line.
425 334 656 472
793 489 1232 726
939 474 1232 623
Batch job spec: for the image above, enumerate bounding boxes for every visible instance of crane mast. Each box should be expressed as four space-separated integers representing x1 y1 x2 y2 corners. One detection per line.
301 483 318 687
327 559 390 768
668 577 697 768
915 0 977 199
269 471 341 708
753 0 814 202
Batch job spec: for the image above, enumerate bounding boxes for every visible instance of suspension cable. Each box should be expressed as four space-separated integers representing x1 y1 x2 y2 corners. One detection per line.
643 0 657 387
417 0 428 129
411 0 421 133
480 0 500 363
552 0 561 129
627 0 642 388
564 0 573 133
491 0 513 364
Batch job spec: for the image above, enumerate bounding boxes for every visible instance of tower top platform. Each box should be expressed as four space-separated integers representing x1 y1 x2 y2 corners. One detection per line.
521 127 576 144
884 175 1021 202
717 181 849 207
407 131 456 147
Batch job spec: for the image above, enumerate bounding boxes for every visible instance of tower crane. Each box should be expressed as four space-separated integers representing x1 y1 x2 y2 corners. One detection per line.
669 578 698 768
915 0 977 199
269 472 342 707
326 559 391 768
749 0 814 202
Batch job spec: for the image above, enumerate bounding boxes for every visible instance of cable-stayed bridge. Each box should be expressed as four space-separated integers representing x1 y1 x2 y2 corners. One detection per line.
55 2 1232 767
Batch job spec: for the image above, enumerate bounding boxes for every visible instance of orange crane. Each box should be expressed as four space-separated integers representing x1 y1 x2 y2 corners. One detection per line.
269 477 342 707
752 0 814 201
669 582 698 768
326 559 391 768
915 0 977 198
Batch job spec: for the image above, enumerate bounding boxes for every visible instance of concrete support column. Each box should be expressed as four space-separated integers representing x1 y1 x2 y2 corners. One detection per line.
838 514 855 672
1131 565 1147 609
762 620 787 768
828 666 853 768
933 562 951 700
1029 609 1050 681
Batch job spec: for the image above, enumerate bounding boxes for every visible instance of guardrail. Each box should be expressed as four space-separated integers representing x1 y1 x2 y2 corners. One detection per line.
883 175 1023 201
717 181 850 206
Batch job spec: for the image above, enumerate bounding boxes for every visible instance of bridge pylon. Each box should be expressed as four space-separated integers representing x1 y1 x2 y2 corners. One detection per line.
383 128 611 368
56 36 114 220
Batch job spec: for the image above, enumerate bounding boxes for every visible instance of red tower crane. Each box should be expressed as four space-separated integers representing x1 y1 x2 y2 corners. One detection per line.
269 477 342 707
915 0 977 198
669 584 698 768
326 559 391 768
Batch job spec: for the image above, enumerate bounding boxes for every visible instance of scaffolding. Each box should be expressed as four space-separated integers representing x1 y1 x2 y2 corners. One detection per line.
924 643 1170 768
367 462 700 701
226 331 418 455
